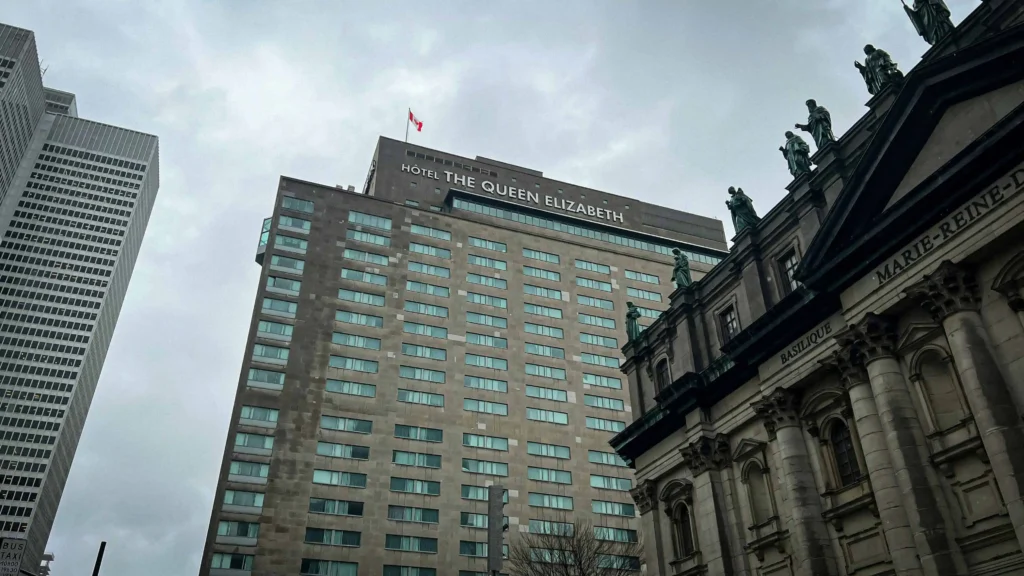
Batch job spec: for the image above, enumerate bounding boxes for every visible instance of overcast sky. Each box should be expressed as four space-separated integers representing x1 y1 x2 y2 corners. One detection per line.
4 1 980 574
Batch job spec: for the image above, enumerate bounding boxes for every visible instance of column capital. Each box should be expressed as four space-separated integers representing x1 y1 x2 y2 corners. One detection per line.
629 479 658 514
680 433 730 475
906 260 981 321
820 331 869 389
852 313 898 362
752 388 802 440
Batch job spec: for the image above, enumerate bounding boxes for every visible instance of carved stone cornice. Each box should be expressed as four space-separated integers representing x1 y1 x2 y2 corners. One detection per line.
629 480 658 515
906 260 981 321
752 388 802 440
851 313 898 362
819 331 869 389
680 434 731 475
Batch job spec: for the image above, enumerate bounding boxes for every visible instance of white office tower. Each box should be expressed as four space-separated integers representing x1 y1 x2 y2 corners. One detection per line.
0 22 160 567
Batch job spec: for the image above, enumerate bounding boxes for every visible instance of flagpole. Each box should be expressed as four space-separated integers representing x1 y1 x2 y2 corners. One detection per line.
405 108 410 143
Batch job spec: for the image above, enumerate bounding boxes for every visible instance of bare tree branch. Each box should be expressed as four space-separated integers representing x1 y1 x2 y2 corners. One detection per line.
507 516 643 576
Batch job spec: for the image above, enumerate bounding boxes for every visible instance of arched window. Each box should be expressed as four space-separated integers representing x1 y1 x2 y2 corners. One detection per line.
745 462 773 525
671 503 695 558
917 349 966 432
655 360 670 392
829 421 860 487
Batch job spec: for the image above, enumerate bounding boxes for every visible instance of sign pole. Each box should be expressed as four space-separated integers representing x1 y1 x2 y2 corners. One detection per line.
405 108 410 143
91 542 106 576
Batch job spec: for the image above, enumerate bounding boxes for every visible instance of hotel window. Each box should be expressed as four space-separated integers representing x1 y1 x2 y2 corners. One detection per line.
590 475 633 491
398 389 445 407
339 267 387 285
586 416 626 433
262 298 297 317
528 493 573 510
271 254 305 272
252 343 289 362
338 289 385 307
266 275 301 294
312 470 366 488
464 375 508 393
779 250 800 294
577 294 614 310
211 554 254 571
465 354 508 371
468 237 506 252
300 560 357 576
580 333 617 348
348 211 391 230
581 353 620 368
583 373 622 389
400 366 446 383
309 498 363 517
527 408 569 425
577 277 612 292
321 415 373 434
467 273 507 289
527 442 570 459
595 527 640 543
525 303 562 319
384 567 436 576
525 323 563 339
468 254 507 270
467 292 507 309
463 433 509 451
406 280 449 297
392 450 442 468
332 332 381 350
224 490 264 508
304 528 361 547
388 505 440 524
525 363 566 380
530 520 574 536
390 478 441 496
274 234 307 253
575 259 610 274
525 343 565 359
410 224 451 241
316 441 370 460
625 270 659 284
401 343 447 361
528 467 572 485
385 534 438 553
589 450 629 466
408 261 450 278
523 248 560 264
579 313 615 329
343 248 389 266
462 485 509 502
235 433 274 450
403 321 447 339
460 512 490 529
585 395 624 411
346 229 391 247
240 405 278 423
462 458 509 476
466 333 508 349
460 541 507 559
335 310 383 328
409 242 451 259
719 306 740 343
523 266 561 282
282 196 314 214
257 320 293 340
525 385 567 402
328 356 378 373
524 284 562 300
404 301 448 318
467 311 507 328
627 287 662 302
592 500 635 517
464 398 508 415
637 306 663 319
394 425 443 443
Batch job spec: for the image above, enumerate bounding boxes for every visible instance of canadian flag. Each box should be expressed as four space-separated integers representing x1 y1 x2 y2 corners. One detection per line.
408 110 423 132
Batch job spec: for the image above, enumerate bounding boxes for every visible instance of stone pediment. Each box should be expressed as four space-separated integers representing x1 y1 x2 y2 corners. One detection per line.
896 321 943 353
798 23 1024 293
731 438 766 462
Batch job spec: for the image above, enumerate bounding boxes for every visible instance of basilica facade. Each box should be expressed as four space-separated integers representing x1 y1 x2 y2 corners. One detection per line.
612 1 1024 575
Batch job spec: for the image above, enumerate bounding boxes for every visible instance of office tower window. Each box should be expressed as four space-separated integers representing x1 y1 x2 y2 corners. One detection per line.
461 485 508 502
235 433 274 451
577 277 612 292
527 442 570 459
592 500 636 517
400 366 446 383
247 368 285 389
404 301 449 318
594 527 640 542
467 312 507 328
590 475 633 491
389 478 441 496
586 417 626 433
274 234 308 253
465 354 508 370
335 310 384 328
343 248 389 267
388 506 440 524
575 259 610 274
525 364 566 380
410 224 451 241
527 467 572 484
240 405 278 423
224 491 264 508
384 567 436 576
525 343 565 359
526 408 569 425
583 373 622 389
401 343 447 361
466 273 507 289
522 248 560 264
525 385 567 402
300 559 358 576
578 313 616 329
397 389 445 407
408 261 450 278
466 333 508 349
316 442 370 460
462 459 509 476
312 470 367 488
409 242 451 259
524 323 563 339
394 425 443 443
320 415 373 434
523 266 561 282
529 520 574 536
304 528 361 547
348 211 391 230
464 375 507 393
325 379 376 398
580 333 617 348
584 395 625 411
403 321 447 339
581 353 620 368
524 284 561 300
282 197 314 213
262 298 297 318
332 332 382 350
466 292 507 308
528 493 573 510
212 554 254 571
524 303 562 319
309 498 363 517
468 237 506 252
341 268 387 286
392 450 442 468
270 254 305 273
406 280 449 297
338 289 385 307
627 287 662 302
468 254 507 270
385 535 438 553
625 270 659 284
328 356 378 373
463 399 508 416
462 433 509 451
266 276 301 295
346 229 391 247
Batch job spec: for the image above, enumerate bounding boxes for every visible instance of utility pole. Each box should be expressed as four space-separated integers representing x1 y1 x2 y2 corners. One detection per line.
486 485 507 576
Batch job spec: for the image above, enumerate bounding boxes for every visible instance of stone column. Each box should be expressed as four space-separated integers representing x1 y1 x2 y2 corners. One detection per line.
753 390 837 576
822 344 922 576
853 314 963 576
630 480 667 576
680 434 743 576
909 261 1024 550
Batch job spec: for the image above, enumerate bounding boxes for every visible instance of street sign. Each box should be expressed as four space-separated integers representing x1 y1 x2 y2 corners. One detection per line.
0 538 25 576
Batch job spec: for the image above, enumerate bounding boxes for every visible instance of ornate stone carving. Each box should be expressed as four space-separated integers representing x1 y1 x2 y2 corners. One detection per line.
906 260 981 321
752 388 802 440
645 360 655 379
991 252 1024 312
680 434 731 475
659 479 694 508
851 313 898 362
820 345 869 390
630 480 658 514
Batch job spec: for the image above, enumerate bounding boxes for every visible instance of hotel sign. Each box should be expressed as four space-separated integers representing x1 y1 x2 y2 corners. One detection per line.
875 162 1024 286
402 163 625 223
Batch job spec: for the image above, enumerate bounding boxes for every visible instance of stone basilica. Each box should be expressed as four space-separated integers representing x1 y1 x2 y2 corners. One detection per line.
613 1 1024 575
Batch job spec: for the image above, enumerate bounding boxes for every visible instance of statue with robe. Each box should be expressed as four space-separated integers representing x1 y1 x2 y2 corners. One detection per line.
795 99 835 149
726 187 760 233
626 302 642 342
855 44 904 96
779 131 813 178
672 249 693 289
903 0 954 45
